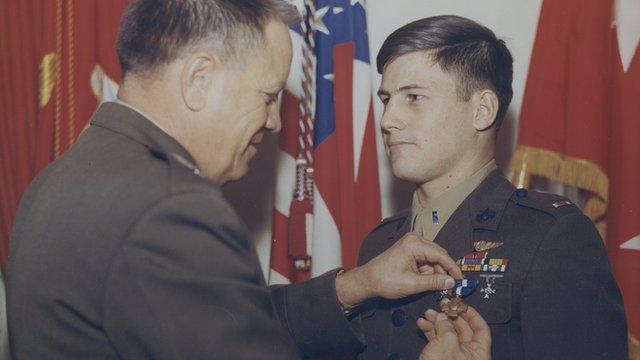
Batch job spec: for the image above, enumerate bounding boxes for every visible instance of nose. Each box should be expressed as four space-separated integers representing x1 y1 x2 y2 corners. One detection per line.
380 102 404 133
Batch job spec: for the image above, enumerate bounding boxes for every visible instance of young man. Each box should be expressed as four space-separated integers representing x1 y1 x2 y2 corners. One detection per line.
349 15 627 360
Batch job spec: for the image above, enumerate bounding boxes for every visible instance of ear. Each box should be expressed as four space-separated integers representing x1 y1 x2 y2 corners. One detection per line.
472 90 499 131
180 52 217 112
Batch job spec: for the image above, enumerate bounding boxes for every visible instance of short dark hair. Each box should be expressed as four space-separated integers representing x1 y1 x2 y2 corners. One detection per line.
377 15 513 128
116 0 301 76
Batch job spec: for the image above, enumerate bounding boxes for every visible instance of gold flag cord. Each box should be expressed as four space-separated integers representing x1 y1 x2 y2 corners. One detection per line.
49 0 77 158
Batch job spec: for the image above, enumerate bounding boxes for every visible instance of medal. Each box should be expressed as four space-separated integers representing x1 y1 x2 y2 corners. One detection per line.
479 274 503 299
439 279 477 317
453 279 478 297
458 248 509 273
552 200 572 208
440 297 468 317
445 243 509 311
473 241 504 252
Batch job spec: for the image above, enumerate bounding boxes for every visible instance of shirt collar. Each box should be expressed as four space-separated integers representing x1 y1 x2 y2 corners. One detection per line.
112 98 170 134
411 159 498 240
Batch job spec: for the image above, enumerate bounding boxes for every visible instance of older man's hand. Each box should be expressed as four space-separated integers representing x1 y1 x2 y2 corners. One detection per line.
417 307 491 360
335 233 463 308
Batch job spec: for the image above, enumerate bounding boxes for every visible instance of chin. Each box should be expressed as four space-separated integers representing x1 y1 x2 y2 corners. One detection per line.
227 169 248 183
390 161 432 184
391 165 420 183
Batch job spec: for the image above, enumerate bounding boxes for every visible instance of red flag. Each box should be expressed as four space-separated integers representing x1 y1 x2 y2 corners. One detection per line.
609 0 640 356
511 0 640 356
510 0 611 233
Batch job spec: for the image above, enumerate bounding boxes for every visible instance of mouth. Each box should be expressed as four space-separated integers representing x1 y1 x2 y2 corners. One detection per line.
250 133 264 146
386 140 414 147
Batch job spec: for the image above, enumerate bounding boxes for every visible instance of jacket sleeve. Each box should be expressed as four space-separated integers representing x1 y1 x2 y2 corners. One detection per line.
520 212 628 359
103 192 299 360
271 269 365 358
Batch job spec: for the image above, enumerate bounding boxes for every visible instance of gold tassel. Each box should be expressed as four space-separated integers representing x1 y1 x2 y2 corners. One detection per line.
38 52 57 108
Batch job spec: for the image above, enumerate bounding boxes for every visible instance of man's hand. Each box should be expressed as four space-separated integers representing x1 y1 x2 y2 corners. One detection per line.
417 307 491 360
335 233 463 308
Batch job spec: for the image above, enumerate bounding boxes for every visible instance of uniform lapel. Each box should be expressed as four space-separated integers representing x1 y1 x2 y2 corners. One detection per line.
433 200 474 264
390 214 412 243
433 170 516 262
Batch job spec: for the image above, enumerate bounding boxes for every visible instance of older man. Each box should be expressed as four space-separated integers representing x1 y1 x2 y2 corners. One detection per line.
7 1 472 359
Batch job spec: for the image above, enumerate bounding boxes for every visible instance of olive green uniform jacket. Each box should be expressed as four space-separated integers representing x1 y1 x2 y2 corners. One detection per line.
8 103 362 359
353 170 627 360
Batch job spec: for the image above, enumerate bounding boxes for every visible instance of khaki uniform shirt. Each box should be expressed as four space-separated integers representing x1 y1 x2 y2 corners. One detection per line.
411 160 498 240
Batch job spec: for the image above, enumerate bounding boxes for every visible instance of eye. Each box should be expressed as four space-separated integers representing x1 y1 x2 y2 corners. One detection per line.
407 94 425 103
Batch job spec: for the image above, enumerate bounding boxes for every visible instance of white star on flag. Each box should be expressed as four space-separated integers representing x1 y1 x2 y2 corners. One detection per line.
620 233 640 251
313 6 330 36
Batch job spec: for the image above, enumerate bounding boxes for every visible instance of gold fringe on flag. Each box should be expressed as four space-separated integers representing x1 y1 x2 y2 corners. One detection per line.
509 145 608 239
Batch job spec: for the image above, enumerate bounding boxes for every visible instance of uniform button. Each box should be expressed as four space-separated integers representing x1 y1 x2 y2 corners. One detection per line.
388 353 405 360
516 188 528 198
391 309 407 327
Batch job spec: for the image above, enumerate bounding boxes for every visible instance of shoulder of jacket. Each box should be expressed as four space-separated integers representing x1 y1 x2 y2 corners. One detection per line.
370 208 411 233
510 188 582 220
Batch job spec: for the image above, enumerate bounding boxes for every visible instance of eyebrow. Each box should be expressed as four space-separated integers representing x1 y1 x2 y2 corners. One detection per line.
377 84 433 97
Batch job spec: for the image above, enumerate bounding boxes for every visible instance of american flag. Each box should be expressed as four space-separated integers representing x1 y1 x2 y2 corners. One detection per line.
269 0 381 284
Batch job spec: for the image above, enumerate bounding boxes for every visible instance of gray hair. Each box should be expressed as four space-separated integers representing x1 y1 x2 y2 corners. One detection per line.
116 0 301 75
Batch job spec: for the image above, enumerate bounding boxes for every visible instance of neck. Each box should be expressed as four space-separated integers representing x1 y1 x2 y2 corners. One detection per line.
119 76 229 185
416 151 494 204
118 76 178 134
